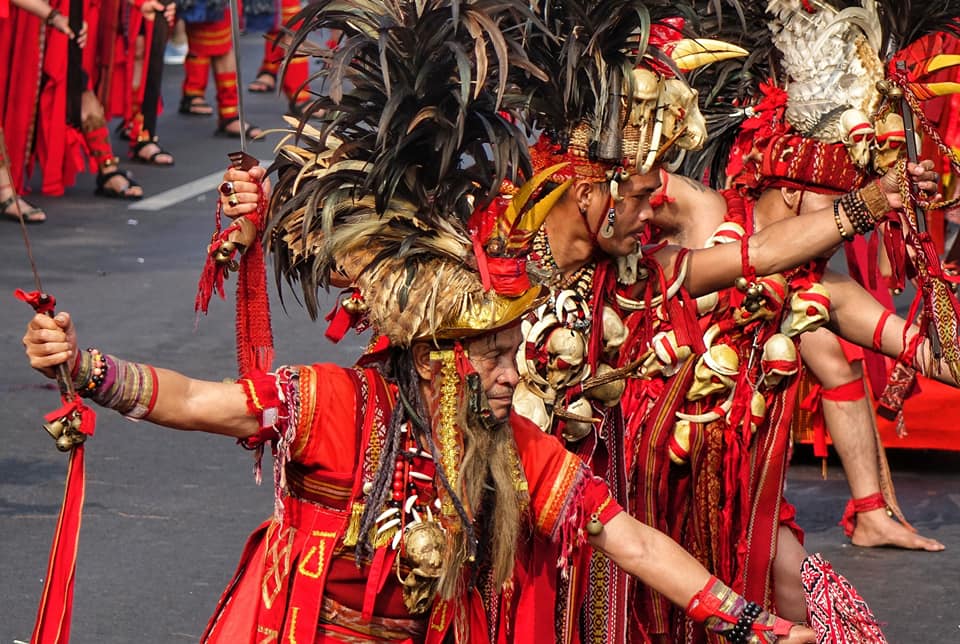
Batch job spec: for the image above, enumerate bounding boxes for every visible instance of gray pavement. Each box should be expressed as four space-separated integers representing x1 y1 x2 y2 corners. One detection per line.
1 34 959 644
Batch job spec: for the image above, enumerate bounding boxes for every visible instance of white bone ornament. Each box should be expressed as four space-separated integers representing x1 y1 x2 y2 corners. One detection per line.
839 108 875 169
545 327 588 390
873 112 907 173
781 283 831 337
512 380 553 431
761 333 799 388
561 396 598 442
686 350 738 401
601 306 628 356
585 363 626 408
660 79 708 151
649 329 693 377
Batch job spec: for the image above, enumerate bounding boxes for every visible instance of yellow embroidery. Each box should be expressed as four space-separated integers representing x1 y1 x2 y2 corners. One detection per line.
287 607 299 644
297 531 337 579
435 350 460 516
256 625 278 644
244 378 265 411
262 523 293 609
429 599 450 632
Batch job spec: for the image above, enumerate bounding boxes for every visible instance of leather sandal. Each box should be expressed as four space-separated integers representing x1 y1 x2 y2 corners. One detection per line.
95 169 143 200
1 194 46 223
215 117 263 140
131 139 175 166
248 71 276 93
179 95 214 117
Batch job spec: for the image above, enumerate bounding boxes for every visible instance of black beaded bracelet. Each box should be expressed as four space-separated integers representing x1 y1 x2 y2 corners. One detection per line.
45 7 61 25
724 601 762 644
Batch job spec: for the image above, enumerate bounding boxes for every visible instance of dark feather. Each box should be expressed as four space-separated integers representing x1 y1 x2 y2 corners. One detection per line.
265 0 544 313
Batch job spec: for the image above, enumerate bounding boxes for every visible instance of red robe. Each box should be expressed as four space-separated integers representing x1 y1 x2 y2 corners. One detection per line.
621 191 826 643
202 363 620 643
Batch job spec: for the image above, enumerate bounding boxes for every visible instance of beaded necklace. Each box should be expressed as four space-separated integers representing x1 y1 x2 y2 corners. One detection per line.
531 229 596 297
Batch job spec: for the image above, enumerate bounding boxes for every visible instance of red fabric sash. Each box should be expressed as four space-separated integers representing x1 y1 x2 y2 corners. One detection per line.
31 446 87 644
16 290 98 644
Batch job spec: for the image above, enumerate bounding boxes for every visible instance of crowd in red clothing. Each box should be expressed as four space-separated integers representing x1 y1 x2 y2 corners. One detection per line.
0 0 312 224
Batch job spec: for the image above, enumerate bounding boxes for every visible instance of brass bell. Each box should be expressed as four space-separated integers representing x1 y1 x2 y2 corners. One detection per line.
744 299 761 313
876 79 903 99
44 418 66 440
56 433 74 452
342 296 368 315
214 241 237 264
734 276 749 292
745 285 761 299
586 513 604 536
69 414 83 431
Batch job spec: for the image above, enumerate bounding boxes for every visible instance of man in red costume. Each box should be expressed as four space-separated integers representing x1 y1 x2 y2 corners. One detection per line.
617 5 960 635
0 0 146 199
19 6 819 639
179 0 261 137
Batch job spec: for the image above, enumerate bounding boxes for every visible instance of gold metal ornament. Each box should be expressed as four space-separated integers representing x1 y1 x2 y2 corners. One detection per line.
586 513 604 536
401 521 446 615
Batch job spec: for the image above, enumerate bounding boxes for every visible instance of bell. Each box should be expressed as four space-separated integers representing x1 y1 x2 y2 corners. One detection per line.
876 79 903 98
586 513 604 536
342 296 368 315
745 285 761 299
734 276 749 292
56 434 74 452
214 241 237 264
69 414 83 431
43 418 66 440
744 299 761 313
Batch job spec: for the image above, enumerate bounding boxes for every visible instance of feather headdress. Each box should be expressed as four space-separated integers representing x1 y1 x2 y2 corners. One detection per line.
519 1 746 178
685 0 960 187
265 0 547 346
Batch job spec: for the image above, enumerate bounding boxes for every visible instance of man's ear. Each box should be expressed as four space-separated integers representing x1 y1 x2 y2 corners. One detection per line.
572 179 595 213
411 342 434 380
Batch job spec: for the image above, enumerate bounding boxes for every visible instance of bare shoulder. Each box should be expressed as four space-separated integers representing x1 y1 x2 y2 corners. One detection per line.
666 173 727 218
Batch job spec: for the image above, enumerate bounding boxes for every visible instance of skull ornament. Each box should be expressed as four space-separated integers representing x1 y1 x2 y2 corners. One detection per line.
761 333 799 388
873 112 906 173
584 363 626 408
748 390 767 433
668 419 692 465
641 329 694 378
545 327 589 390
401 521 446 615
686 344 739 401
660 78 707 151
628 68 662 128
781 283 831 337
560 396 597 442
601 306 628 356
513 380 553 431
839 108 875 169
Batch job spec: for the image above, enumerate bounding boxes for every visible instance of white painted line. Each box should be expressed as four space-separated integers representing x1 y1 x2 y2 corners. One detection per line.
128 170 225 211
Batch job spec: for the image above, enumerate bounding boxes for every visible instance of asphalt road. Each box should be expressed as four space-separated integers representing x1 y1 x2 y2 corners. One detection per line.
1 34 959 644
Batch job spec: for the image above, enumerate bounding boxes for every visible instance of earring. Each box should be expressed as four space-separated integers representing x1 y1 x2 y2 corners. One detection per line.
600 207 616 239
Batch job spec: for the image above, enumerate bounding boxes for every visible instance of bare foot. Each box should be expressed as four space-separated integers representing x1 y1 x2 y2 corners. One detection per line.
850 508 945 551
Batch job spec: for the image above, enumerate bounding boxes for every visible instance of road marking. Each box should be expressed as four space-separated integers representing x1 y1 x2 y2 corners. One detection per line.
128 170 224 211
